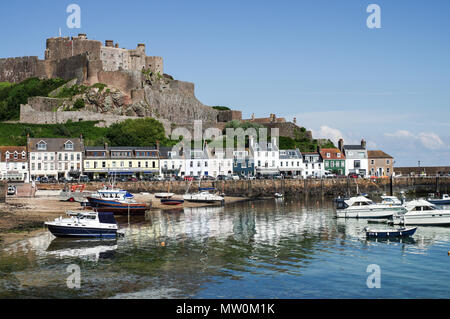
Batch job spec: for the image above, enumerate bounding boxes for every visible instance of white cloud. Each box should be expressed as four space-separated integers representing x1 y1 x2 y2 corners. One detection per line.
384 130 447 151
312 126 345 146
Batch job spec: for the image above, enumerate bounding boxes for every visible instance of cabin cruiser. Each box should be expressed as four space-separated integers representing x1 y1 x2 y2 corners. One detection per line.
45 211 119 238
184 188 225 205
380 195 403 206
336 196 405 219
392 199 450 226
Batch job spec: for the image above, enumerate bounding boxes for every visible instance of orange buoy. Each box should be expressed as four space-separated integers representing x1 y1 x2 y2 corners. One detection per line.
161 242 166 247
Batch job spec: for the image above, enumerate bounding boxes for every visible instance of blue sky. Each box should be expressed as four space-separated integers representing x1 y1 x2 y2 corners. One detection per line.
1 0 449 166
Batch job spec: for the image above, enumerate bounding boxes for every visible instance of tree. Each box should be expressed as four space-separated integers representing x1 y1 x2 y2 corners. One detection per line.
106 118 167 147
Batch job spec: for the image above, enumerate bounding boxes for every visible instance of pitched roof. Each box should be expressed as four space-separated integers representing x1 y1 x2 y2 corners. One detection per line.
28 138 83 152
0 146 27 162
368 150 393 159
319 148 345 160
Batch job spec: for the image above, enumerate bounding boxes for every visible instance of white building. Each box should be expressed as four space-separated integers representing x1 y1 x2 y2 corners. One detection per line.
250 136 280 176
0 146 29 182
28 138 84 181
278 149 304 177
302 152 325 178
340 139 369 177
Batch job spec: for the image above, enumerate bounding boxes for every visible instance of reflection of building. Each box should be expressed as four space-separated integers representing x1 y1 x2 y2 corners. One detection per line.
368 150 394 177
0 146 29 182
83 144 159 179
28 137 83 180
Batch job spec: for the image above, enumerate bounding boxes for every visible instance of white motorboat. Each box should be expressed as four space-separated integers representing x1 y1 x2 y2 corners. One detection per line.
392 199 450 226
183 188 225 205
380 195 403 206
336 196 405 219
45 211 119 238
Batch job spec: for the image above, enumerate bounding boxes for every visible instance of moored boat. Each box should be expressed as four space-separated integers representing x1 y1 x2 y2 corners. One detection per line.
364 226 417 238
427 194 450 205
184 188 225 205
86 187 151 215
336 196 405 219
155 193 175 199
45 211 119 238
161 198 185 206
392 199 450 226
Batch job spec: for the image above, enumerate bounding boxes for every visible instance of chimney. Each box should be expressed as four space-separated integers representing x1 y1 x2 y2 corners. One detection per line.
104 142 109 151
293 117 297 124
105 40 114 47
251 113 255 121
338 139 344 152
78 33 87 39
156 140 160 150
361 139 366 149
115 43 119 48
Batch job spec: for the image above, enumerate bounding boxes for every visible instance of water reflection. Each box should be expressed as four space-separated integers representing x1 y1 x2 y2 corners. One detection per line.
0 198 450 298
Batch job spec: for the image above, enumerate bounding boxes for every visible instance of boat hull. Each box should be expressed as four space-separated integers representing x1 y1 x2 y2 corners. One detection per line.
336 208 401 219
427 199 450 205
86 197 150 215
393 214 450 226
46 224 117 238
161 199 184 206
365 227 417 238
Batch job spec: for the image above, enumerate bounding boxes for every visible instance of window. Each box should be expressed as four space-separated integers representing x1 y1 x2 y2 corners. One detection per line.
387 160 390 165
102 162 106 168
337 153 341 158
354 160 361 168
86 162 90 169
326 153 330 158
371 160 374 165
64 141 74 150
37 141 47 150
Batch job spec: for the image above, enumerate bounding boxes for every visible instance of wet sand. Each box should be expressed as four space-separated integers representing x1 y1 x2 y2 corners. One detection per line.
0 194 248 246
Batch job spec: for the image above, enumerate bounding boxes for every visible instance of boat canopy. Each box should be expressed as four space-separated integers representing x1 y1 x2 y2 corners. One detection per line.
344 196 373 207
404 199 436 211
98 212 117 224
199 188 216 191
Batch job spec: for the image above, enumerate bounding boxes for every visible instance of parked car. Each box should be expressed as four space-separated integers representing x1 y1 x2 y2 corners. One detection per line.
348 173 359 179
231 175 240 181
79 175 90 183
184 176 194 181
324 171 337 178
7 186 16 196
39 176 49 183
246 176 256 180
47 177 58 184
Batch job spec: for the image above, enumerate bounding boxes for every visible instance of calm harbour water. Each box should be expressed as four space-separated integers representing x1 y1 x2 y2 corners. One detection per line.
0 198 449 299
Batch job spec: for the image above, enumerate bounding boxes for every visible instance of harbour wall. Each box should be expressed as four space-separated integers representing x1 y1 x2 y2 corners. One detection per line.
0 181 6 203
34 177 450 198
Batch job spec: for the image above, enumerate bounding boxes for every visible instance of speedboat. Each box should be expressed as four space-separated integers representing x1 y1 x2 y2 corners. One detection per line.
184 188 225 205
86 187 151 215
392 199 450 226
336 196 405 219
45 211 119 238
427 194 450 205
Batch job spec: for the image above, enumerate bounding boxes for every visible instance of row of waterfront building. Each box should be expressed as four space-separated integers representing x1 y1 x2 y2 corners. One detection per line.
0 137 394 183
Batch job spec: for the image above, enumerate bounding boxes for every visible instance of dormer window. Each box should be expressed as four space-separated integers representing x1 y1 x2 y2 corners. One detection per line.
5 151 10 159
64 141 74 151
21 151 26 159
14 151 18 159
37 141 47 151
326 153 330 158
337 153 341 158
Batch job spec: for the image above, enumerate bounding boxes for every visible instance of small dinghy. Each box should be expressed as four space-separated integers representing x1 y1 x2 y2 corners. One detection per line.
274 193 284 199
155 193 175 199
363 226 417 238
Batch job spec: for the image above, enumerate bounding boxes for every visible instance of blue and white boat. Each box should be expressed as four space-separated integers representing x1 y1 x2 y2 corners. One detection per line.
45 211 119 238
364 226 417 238
86 186 151 215
427 194 450 205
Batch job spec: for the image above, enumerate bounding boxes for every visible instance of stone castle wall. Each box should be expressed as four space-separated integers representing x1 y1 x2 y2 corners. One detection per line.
97 70 143 95
0 56 45 83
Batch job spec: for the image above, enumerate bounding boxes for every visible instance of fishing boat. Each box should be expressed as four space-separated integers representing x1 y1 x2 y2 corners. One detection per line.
160 198 185 206
363 226 417 238
392 199 450 226
336 196 405 219
45 211 119 238
86 187 151 215
427 194 450 205
184 188 225 205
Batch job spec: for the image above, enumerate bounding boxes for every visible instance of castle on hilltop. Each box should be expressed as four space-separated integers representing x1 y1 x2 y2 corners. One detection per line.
0 33 163 88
